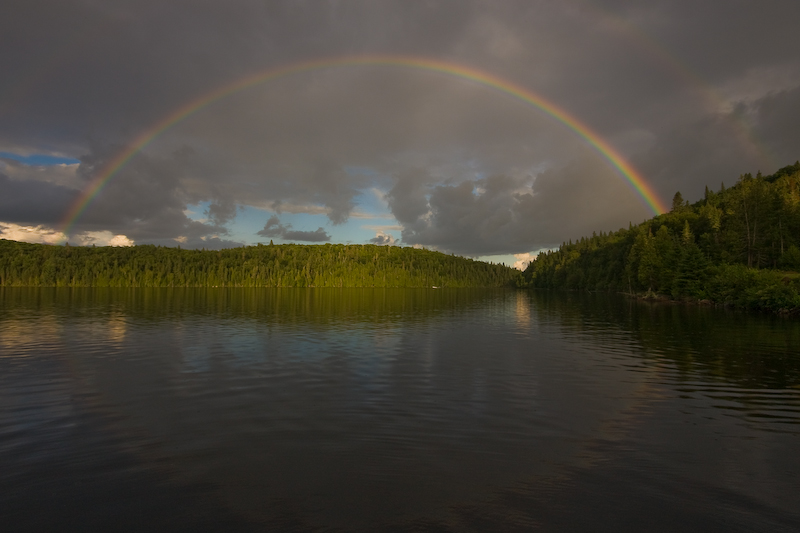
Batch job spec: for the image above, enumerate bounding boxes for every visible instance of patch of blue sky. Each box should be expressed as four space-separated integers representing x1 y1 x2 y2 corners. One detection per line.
0 151 80 166
237 204 398 247
219 205 326 245
348 215 400 245
184 202 210 223
353 187 392 218
185 184 404 247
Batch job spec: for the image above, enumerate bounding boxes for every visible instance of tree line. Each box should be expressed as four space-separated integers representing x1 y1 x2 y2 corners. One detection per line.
0 241 519 289
519 162 800 313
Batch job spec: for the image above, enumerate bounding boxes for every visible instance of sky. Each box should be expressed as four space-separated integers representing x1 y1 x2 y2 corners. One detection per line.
2 0 799 269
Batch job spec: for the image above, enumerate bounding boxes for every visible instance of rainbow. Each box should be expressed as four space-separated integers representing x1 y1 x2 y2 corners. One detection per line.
59 55 668 235
571 0 774 170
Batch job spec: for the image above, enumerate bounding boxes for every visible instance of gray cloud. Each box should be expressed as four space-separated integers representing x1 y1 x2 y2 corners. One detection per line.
369 231 397 245
752 85 800 166
283 228 330 242
257 216 284 239
0 146 231 247
387 155 651 256
257 215 330 242
632 85 800 203
205 199 239 228
2 0 799 253
0 172 78 225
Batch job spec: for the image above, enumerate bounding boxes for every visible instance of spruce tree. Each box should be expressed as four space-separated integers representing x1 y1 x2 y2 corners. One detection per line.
672 242 710 299
671 191 685 212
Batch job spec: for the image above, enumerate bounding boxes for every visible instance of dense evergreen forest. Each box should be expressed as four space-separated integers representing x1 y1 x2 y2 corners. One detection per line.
519 162 800 313
0 240 519 288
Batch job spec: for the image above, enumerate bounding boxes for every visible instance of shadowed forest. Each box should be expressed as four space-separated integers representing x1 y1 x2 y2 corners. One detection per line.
0 241 519 288
520 162 800 313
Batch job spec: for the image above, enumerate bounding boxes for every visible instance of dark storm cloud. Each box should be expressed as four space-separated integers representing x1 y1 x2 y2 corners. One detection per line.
2 0 799 253
389 155 649 256
67 145 232 243
0 172 78 225
257 215 330 242
633 85 800 202
752 85 800 166
304 159 358 225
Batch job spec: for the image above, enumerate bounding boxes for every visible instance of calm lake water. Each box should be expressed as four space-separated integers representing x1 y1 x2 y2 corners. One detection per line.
2 288 799 532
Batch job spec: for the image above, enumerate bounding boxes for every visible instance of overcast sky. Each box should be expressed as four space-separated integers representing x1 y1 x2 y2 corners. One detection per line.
2 0 799 266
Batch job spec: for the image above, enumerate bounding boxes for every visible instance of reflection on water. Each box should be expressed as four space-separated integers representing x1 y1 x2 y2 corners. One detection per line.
531 291 800 425
1 288 799 531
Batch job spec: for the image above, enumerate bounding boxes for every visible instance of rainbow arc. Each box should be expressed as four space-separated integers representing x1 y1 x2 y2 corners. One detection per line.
59 55 668 237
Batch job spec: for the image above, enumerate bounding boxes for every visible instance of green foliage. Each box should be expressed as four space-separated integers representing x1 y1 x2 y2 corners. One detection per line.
782 245 800 270
671 242 710 299
671 191 687 212
519 163 800 313
0 241 520 289
706 265 800 311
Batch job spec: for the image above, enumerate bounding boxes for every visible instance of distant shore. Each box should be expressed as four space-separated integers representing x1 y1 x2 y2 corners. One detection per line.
0 239 519 289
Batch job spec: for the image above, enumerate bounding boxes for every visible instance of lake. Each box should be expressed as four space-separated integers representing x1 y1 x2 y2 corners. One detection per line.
2 288 799 531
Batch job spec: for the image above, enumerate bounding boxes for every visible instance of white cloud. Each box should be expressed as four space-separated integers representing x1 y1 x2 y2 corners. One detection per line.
72 230 135 247
107 234 135 246
0 222 66 244
0 224 136 247
369 231 397 245
513 252 537 270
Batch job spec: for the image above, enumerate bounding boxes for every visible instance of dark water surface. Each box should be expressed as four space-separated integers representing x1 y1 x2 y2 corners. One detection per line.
2 288 799 532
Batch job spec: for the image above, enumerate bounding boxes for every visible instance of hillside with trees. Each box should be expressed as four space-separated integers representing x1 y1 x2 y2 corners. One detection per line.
519 162 800 313
0 241 519 288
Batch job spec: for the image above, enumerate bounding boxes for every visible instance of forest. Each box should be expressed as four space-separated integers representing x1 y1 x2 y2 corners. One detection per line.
519 162 800 313
0 240 519 288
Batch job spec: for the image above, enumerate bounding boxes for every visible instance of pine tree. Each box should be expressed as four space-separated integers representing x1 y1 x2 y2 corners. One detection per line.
672 191 685 212
636 230 660 292
672 242 710 299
